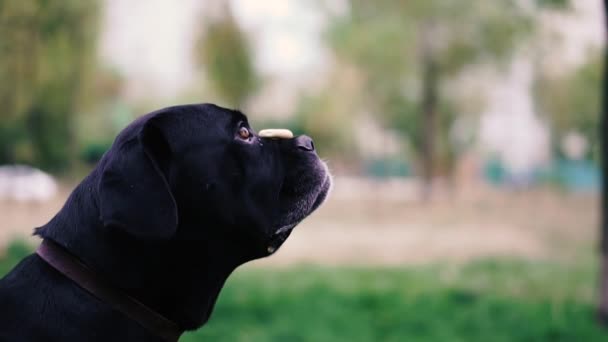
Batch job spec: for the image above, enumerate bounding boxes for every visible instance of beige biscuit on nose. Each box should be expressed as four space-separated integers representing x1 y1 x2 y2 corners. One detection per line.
258 129 294 139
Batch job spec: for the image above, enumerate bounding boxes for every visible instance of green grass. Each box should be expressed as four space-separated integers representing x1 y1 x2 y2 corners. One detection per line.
1 242 606 341
183 260 606 342
0 240 32 276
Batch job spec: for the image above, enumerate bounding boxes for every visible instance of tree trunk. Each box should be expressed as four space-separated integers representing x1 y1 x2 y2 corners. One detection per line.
420 52 439 200
598 0 608 326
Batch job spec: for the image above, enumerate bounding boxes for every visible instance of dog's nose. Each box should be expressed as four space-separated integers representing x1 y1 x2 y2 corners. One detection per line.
294 135 315 152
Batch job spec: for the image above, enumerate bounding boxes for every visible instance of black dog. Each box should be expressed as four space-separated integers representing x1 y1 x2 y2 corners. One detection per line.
0 104 331 341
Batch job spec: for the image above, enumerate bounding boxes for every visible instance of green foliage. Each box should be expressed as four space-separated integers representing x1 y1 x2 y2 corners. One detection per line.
0 0 100 171
292 94 358 158
0 240 32 276
196 6 258 107
251 97 355 159
389 94 459 174
536 0 571 10
534 52 602 161
80 140 112 165
326 0 533 176
262 64 363 159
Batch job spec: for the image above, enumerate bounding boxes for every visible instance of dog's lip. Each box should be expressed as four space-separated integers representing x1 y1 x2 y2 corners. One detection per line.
267 223 295 251
275 223 296 235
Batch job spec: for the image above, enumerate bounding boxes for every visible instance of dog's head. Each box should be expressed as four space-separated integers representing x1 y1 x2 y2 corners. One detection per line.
97 103 331 257
37 103 331 329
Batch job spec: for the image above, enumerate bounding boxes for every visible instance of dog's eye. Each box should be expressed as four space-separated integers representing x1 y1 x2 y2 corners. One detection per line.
238 127 251 140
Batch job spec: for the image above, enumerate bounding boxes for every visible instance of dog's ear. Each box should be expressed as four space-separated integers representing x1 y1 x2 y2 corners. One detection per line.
98 115 177 240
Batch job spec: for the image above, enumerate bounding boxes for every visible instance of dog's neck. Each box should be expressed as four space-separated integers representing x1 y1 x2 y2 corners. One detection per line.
36 239 182 340
35 176 247 331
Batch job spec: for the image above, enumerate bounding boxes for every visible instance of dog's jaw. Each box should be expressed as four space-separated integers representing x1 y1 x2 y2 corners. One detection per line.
267 160 332 251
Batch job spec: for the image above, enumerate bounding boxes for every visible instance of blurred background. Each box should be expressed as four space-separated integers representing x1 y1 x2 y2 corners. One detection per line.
0 0 606 340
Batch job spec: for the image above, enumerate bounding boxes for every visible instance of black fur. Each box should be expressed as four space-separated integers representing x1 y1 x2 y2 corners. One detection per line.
0 104 331 341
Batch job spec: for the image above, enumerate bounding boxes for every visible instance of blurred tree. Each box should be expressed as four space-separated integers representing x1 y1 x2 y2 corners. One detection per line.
327 0 564 196
290 64 364 161
535 53 602 161
0 0 99 171
293 94 354 157
536 0 570 9
195 4 258 107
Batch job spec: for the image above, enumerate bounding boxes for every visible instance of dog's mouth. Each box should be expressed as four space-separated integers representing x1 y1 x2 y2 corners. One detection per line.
267 161 332 251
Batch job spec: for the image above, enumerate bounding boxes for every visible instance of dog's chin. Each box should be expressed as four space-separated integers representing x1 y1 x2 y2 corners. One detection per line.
267 161 332 249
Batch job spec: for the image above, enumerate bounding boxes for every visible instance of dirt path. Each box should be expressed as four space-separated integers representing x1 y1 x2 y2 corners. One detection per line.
254 181 599 266
0 179 599 265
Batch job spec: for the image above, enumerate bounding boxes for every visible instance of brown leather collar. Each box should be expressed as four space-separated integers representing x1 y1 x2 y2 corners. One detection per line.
36 239 182 341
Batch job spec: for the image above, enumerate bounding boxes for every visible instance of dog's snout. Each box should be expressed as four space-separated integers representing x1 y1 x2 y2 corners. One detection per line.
294 135 315 152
